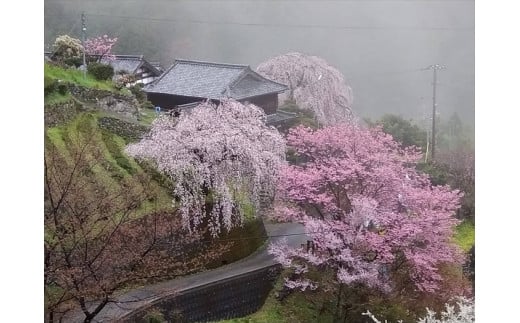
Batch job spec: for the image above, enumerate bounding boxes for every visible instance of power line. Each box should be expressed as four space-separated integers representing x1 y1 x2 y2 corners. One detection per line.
349 68 425 79
44 13 474 32
41 25 447 82
45 0 475 3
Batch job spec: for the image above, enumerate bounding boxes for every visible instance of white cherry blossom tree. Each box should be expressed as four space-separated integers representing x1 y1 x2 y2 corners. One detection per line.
126 99 286 236
257 52 354 125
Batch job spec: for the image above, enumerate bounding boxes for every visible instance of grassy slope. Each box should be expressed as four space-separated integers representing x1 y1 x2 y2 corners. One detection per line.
138 107 159 126
45 112 173 215
45 63 115 91
454 220 475 252
44 92 73 105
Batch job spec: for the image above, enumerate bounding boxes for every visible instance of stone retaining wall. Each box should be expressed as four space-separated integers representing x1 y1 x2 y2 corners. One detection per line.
44 99 82 127
68 85 140 120
98 116 150 142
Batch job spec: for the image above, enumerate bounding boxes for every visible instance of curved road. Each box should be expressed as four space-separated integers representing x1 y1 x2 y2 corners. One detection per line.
64 221 307 322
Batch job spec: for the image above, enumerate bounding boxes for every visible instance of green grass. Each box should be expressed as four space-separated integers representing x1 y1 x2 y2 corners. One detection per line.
217 290 331 323
216 278 288 323
44 91 73 105
45 112 173 216
217 270 334 323
44 63 116 92
454 220 475 252
46 127 68 155
120 87 133 96
235 188 256 220
218 298 286 323
138 107 159 126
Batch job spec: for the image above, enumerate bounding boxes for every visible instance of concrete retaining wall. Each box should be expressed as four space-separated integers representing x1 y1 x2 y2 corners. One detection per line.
122 264 282 323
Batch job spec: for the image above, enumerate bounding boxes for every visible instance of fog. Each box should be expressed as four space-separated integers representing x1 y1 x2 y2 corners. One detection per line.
44 0 474 125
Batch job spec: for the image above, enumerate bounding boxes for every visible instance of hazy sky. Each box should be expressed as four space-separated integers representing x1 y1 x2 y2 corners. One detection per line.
45 0 474 124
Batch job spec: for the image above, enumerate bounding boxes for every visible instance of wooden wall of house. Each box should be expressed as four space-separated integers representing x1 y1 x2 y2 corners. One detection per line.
242 93 278 115
146 92 279 114
146 93 204 110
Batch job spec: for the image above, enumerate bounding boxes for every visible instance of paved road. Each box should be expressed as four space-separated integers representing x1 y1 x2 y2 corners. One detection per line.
63 221 307 322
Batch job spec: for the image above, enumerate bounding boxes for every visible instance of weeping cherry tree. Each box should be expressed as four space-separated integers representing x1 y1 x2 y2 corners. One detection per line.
126 99 286 236
257 52 355 126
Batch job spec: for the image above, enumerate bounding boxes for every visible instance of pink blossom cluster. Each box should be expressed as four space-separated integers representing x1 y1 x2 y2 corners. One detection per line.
257 52 354 125
84 35 118 61
269 124 464 293
126 100 286 236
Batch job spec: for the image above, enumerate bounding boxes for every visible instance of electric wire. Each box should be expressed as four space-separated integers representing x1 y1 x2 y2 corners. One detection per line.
44 13 474 32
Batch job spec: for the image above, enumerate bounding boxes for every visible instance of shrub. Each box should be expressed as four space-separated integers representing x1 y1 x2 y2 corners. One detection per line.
114 73 137 90
44 76 57 97
463 246 475 293
129 84 146 102
143 307 166 322
115 156 136 175
56 82 69 95
277 99 319 134
44 77 69 97
87 62 114 81
141 100 155 110
63 57 83 68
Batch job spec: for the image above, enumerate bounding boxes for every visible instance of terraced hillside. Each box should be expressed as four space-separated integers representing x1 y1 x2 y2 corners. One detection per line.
45 112 174 216
44 64 268 317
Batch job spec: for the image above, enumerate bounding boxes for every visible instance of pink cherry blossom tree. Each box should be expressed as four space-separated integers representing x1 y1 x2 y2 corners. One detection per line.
126 100 286 236
268 123 464 319
256 52 354 126
84 35 118 62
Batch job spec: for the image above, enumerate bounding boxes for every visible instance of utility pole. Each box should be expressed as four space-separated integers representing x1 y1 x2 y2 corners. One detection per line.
424 64 445 161
81 12 87 78
419 97 430 163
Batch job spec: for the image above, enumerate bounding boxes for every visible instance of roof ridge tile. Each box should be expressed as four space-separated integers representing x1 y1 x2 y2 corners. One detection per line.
174 58 248 69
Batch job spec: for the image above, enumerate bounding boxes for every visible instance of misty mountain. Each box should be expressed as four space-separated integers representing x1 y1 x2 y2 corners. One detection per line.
44 0 474 125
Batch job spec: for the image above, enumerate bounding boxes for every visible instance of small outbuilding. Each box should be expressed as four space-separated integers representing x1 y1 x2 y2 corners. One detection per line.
102 55 163 85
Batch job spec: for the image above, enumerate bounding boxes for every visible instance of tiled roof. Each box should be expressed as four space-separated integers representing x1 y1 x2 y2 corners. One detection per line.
144 59 287 100
149 61 165 73
229 73 289 100
101 55 161 76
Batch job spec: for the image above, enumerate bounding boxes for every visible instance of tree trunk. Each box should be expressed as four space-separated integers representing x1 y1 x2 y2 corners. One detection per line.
342 304 349 323
333 283 344 323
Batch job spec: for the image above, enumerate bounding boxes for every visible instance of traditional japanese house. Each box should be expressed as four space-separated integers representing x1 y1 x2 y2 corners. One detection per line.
143 59 288 115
